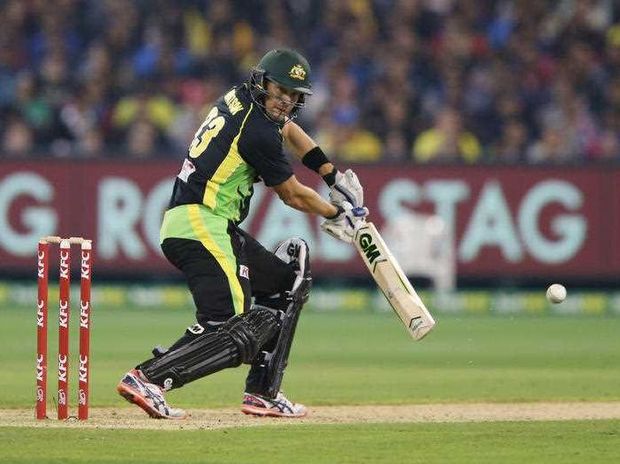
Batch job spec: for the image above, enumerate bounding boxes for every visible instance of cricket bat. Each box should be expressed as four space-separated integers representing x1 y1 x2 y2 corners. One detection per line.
354 221 436 340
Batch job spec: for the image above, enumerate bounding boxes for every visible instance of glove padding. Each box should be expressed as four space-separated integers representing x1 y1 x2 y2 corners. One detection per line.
320 201 369 244
329 169 364 208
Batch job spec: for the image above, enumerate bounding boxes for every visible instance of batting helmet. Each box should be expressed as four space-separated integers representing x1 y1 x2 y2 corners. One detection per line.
255 49 312 95
249 49 312 121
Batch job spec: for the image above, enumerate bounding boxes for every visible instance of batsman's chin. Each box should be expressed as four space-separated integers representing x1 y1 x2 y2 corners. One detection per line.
267 109 288 123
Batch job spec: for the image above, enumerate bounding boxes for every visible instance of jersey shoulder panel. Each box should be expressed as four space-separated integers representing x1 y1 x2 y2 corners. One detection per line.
216 85 252 121
244 111 282 150
187 86 251 164
237 110 293 187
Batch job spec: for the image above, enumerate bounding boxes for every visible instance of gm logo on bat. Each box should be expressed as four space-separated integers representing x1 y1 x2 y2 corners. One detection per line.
358 233 381 265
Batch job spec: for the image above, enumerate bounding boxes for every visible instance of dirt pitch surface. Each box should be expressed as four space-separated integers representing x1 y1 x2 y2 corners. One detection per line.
2 402 620 430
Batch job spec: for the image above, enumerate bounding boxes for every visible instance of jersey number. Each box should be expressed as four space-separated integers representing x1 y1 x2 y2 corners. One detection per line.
189 107 225 158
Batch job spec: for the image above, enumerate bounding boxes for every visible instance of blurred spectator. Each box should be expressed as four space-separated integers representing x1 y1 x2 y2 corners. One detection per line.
13 72 54 143
526 125 576 164
126 119 158 158
0 0 618 164
111 85 176 155
168 78 223 154
58 87 100 148
317 107 383 163
383 130 409 162
412 107 481 163
78 129 105 158
2 117 34 157
490 119 528 164
598 110 620 161
112 88 176 133
39 52 72 110
536 77 602 161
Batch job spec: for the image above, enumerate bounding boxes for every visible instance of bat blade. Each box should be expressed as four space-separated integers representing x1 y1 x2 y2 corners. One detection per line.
355 222 436 340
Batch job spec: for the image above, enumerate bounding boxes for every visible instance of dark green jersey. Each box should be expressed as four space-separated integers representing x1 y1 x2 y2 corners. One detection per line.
163 85 293 239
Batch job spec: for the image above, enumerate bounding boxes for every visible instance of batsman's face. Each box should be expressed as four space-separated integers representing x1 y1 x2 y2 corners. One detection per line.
264 81 301 122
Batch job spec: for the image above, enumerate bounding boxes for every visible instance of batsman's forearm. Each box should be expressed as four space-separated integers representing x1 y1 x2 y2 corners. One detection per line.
283 121 316 159
284 122 335 175
280 184 338 218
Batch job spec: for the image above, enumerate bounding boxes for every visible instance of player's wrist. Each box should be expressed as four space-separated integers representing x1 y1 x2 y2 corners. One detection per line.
321 166 338 187
325 204 344 220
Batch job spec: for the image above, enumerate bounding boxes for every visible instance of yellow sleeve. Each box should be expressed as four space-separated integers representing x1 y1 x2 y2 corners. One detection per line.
459 133 482 163
149 97 177 130
341 131 383 162
112 99 137 128
412 130 440 163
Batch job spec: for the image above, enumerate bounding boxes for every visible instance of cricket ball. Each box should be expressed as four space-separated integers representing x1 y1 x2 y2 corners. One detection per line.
546 284 567 304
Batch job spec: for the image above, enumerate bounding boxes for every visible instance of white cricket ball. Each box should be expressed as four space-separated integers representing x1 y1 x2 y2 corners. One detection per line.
546 284 567 304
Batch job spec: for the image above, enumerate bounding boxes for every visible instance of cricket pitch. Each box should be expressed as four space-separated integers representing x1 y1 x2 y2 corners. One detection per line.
2 402 620 430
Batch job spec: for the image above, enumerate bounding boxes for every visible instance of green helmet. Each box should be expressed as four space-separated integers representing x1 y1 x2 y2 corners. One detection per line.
255 49 312 95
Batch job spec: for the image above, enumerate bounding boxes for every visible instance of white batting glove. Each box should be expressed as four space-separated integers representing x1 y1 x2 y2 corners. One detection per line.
320 201 369 244
328 169 364 208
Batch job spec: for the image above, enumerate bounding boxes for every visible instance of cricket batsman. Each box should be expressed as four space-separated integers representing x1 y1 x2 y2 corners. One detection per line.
117 49 368 419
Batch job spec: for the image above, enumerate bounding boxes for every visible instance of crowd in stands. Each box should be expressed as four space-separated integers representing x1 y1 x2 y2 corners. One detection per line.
1 0 619 164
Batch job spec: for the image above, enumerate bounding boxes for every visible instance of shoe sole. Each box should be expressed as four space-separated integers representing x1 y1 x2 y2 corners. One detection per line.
117 383 187 420
241 404 307 418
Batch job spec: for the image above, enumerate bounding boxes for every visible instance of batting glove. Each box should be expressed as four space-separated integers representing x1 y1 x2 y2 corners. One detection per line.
328 169 364 208
321 201 369 244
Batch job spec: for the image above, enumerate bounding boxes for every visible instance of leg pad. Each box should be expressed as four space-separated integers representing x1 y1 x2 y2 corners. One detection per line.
141 309 279 390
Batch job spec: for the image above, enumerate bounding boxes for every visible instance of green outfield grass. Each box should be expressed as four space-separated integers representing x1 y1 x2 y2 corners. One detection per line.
1 421 619 464
1 306 619 407
1 304 619 463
